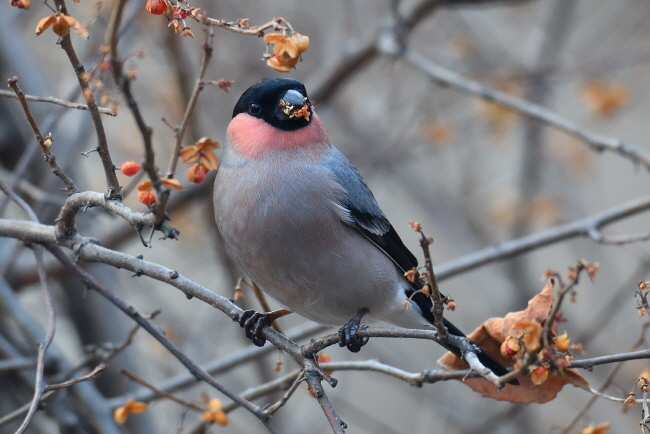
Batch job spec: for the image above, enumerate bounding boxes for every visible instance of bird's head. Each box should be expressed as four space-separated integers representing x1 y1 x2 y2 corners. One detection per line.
228 78 328 157
233 78 313 131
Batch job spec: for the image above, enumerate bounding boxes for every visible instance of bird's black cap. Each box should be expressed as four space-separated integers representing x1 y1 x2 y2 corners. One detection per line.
233 78 312 131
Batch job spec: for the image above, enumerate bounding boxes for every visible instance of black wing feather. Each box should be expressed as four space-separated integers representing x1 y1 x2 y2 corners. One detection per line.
325 147 512 378
324 148 418 274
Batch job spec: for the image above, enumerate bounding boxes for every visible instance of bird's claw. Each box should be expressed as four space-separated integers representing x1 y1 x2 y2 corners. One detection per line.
338 318 369 353
238 309 272 347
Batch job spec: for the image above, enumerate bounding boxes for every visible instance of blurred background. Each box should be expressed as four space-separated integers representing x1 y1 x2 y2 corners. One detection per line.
1 0 650 433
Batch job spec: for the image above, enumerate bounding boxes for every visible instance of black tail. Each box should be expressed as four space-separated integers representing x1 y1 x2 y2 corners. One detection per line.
442 318 510 378
411 291 517 383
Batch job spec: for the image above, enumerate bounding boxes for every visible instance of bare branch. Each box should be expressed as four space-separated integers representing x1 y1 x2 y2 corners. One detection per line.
44 244 276 431
0 89 116 116
568 349 650 370
6 77 78 195
0 364 107 428
58 35 122 199
106 0 165 216
415 226 447 339
54 190 157 239
0 358 36 372
119 369 205 412
398 48 650 171
165 27 214 181
201 16 294 37
107 322 326 407
436 195 650 281
14 245 56 434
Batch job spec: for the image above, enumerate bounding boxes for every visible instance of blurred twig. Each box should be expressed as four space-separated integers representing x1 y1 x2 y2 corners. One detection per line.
0 89 116 115
0 364 107 428
436 195 650 281
107 322 326 407
59 33 122 199
44 243 277 431
0 180 57 434
399 48 650 170
6 76 79 196
165 27 214 180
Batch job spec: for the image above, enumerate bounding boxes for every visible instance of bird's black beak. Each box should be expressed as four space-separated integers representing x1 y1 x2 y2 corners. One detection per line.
277 89 311 122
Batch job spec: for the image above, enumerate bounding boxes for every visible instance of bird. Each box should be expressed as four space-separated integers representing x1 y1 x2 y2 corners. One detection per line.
213 77 510 378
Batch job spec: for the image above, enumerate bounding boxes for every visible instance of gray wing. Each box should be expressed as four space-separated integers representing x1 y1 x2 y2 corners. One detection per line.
323 147 418 274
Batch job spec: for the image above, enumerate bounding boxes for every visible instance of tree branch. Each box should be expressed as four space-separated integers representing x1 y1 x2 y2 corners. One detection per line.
398 47 650 171
6 77 78 195
0 89 116 115
59 34 122 199
436 195 650 281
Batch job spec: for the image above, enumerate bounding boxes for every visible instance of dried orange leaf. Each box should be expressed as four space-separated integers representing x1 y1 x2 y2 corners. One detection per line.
179 146 199 163
266 54 299 73
195 137 220 150
579 422 610 434
35 15 57 36
581 80 629 117
162 178 182 190
35 13 88 38
113 399 148 425
10 0 30 9
438 281 589 403
263 33 289 44
137 180 152 191
62 14 88 39
201 150 219 171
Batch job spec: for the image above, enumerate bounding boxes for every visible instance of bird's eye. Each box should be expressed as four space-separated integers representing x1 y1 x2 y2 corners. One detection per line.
248 103 262 115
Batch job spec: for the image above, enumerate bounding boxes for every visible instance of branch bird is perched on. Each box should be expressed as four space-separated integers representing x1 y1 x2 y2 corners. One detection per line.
214 77 511 379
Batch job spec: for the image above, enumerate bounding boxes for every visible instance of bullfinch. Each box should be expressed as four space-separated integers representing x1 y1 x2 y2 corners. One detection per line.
213 78 509 378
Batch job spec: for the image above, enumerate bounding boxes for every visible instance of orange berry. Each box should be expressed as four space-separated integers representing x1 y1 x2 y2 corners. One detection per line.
145 0 168 15
120 161 141 176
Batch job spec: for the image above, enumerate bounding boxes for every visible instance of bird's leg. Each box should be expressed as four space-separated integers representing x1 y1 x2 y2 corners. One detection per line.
238 308 292 347
338 308 369 353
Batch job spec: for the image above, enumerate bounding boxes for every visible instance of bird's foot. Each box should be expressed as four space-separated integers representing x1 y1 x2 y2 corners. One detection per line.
238 309 291 347
338 308 369 353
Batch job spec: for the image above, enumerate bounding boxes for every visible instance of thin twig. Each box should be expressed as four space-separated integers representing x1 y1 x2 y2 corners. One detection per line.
415 227 446 339
1 180 59 433
119 369 205 412
0 89 116 116
312 0 443 102
304 363 346 434
44 244 275 430
64 320 147 378
562 322 650 434
59 35 122 199
107 0 165 218
0 364 107 428
54 190 158 239
6 77 79 195
46 364 108 391
222 360 476 414
436 195 650 281
568 349 650 370
0 358 36 372
399 47 650 171
165 27 214 180
14 245 56 434
107 322 326 407
263 370 305 416
201 16 294 37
